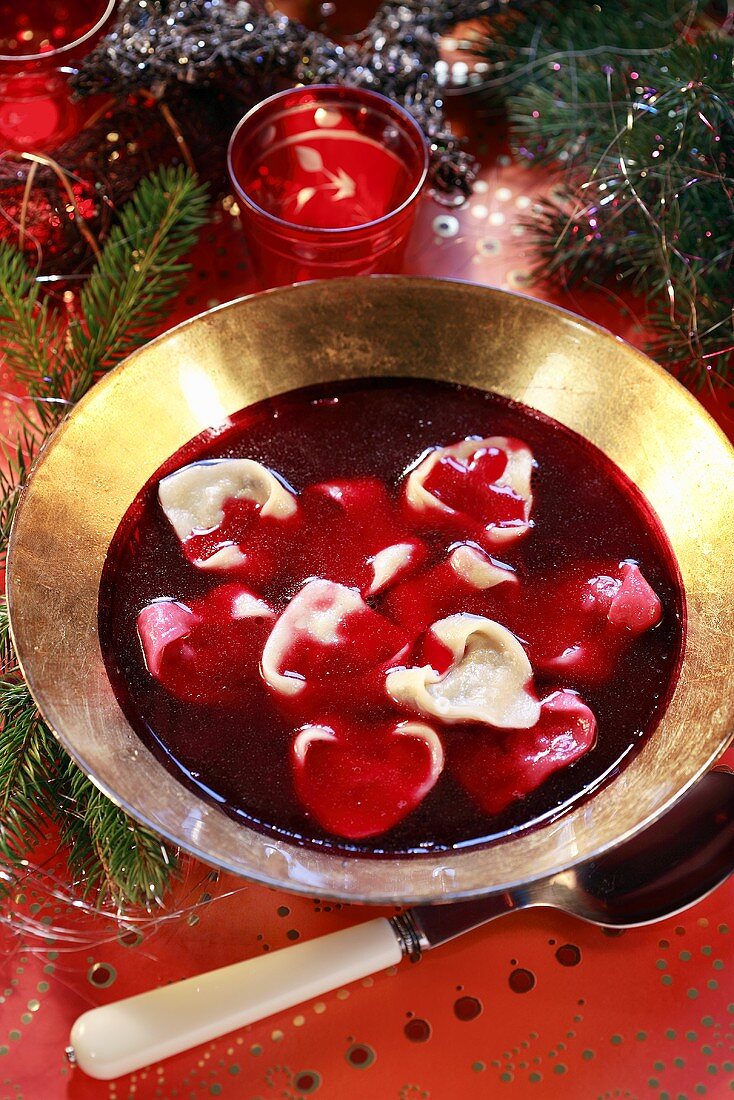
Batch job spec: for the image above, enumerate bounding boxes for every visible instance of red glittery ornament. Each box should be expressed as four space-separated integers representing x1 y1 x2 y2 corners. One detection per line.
0 153 111 275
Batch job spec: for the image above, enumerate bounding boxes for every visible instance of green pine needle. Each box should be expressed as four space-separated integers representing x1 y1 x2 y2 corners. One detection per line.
0 425 38 571
0 247 67 428
0 165 209 911
72 164 210 377
470 4 734 386
473 0 700 111
0 681 60 859
57 760 177 909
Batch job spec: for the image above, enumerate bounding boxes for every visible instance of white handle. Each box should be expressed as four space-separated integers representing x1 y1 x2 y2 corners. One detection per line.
69 917 403 1080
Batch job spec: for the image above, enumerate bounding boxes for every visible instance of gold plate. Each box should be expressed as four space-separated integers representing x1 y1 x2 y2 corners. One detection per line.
7 277 734 904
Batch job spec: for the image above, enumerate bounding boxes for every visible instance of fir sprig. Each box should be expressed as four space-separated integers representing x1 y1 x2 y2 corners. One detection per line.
470 3 734 388
0 678 60 857
72 166 209 375
57 760 175 908
0 245 63 387
472 0 700 105
0 425 38 571
0 165 209 910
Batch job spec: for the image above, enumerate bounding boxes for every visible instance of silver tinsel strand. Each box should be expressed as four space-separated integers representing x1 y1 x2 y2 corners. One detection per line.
72 0 502 197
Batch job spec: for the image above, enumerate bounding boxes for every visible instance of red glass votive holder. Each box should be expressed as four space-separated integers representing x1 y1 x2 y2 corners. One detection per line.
0 0 116 152
227 85 429 288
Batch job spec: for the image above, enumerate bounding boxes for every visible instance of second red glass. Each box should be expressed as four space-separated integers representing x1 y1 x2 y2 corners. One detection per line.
0 0 116 152
227 85 429 288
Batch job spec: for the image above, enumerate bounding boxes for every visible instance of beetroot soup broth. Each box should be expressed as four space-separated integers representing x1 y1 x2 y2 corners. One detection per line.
99 378 685 854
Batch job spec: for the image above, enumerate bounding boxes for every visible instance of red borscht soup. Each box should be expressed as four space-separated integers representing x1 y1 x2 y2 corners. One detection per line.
99 378 685 854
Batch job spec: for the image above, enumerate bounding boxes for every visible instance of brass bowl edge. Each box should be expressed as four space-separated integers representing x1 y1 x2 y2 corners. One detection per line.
7 276 734 903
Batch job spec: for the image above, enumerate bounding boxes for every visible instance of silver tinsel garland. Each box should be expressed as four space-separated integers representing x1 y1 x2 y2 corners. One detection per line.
73 0 502 197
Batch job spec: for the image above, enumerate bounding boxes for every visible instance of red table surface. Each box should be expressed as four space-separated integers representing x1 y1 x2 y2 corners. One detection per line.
2 121 734 1100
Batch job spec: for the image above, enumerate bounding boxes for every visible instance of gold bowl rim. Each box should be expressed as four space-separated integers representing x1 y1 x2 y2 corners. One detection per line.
7 276 734 904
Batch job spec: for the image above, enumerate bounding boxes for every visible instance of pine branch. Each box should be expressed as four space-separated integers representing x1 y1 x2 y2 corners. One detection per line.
473 0 700 116
0 246 66 394
0 424 39 571
0 166 210 911
0 165 209 448
0 594 60 866
0 597 176 907
470 8 734 385
56 759 177 909
515 34 734 386
0 597 61 860
71 164 210 377
0 693 60 858
0 165 210 566
0 592 10 668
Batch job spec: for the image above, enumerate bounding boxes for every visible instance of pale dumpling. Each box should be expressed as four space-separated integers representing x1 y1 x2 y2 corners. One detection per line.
404 437 534 547
159 458 297 570
386 613 541 729
261 578 410 701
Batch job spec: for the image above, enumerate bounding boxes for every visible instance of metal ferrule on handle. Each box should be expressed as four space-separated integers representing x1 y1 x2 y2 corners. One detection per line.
389 910 428 960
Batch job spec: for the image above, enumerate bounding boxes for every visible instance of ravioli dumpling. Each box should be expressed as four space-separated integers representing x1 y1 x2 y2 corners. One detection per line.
404 437 534 547
386 613 540 730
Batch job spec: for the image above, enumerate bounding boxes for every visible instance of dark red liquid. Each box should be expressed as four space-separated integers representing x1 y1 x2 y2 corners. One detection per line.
241 131 415 230
99 379 685 855
230 94 421 231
